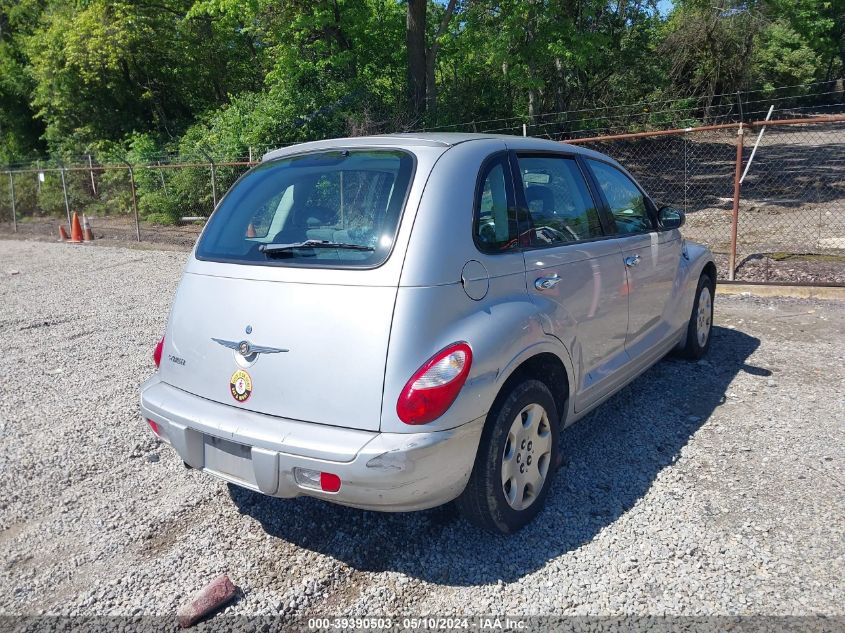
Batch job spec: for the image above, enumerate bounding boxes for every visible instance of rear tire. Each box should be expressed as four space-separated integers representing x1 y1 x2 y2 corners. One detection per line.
679 273 714 360
457 379 559 534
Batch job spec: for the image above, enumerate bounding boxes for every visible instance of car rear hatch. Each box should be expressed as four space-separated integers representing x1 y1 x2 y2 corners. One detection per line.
162 273 399 431
157 143 445 432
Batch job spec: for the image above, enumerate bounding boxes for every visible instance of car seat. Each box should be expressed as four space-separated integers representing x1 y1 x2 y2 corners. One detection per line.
525 186 555 221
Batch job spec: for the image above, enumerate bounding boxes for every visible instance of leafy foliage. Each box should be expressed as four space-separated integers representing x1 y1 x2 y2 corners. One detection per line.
0 0 842 221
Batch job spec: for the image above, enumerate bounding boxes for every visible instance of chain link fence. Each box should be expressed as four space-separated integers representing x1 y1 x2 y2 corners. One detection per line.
565 128 739 253
1 120 844 284
736 124 845 282
566 118 845 285
0 157 256 247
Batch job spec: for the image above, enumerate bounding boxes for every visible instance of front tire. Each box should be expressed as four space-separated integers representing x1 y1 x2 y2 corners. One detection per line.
679 273 714 359
457 379 559 534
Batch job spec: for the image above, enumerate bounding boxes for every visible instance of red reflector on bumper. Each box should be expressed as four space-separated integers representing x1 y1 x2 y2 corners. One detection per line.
146 419 160 436
320 472 341 492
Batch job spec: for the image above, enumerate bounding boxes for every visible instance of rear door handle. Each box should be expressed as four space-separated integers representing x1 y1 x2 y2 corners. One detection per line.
624 255 641 267
534 274 562 291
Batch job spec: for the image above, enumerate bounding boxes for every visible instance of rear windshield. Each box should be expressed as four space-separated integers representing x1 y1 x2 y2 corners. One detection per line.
196 149 415 267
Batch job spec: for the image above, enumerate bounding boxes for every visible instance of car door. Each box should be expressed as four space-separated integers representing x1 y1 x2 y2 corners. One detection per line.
514 152 630 413
585 159 682 363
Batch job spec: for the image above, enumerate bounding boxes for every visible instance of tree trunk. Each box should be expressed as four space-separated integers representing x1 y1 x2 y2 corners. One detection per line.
425 0 458 116
554 58 567 114
425 55 436 117
528 89 537 125
406 0 427 117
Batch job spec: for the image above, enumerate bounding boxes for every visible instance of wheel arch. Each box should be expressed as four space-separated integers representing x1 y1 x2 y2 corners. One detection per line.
701 260 717 286
492 346 572 428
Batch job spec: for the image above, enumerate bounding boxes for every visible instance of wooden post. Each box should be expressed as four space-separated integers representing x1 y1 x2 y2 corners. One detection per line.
60 167 71 226
129 166 141 242
8 171 17 233
195 145 218 213
157 161 167 194
88 154 97 195
728 125 744 281
210 161 218 211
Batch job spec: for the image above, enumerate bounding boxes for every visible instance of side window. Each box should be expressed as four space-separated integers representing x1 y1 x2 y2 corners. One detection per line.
588 160 653 234
474 155 517 252
516 155 604 246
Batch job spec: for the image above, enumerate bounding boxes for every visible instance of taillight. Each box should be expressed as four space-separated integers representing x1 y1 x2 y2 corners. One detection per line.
153 336 164 369
397 342 472 425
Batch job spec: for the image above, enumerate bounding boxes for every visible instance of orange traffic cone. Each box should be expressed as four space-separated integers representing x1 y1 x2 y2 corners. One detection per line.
59 225 69 241
69 212 84 243
82 214 94 241
246 222 256 238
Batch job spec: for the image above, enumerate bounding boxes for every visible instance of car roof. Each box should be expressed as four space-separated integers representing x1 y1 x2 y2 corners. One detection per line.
262 132 614 164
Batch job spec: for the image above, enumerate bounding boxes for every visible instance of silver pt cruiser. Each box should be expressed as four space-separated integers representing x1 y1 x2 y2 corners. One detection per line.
140 133 716 534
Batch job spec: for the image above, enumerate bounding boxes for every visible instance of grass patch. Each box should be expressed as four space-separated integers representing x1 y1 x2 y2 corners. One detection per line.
143 212 178 226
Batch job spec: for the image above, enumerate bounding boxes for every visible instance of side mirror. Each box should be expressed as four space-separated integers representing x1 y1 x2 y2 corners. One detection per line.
658 206 685 230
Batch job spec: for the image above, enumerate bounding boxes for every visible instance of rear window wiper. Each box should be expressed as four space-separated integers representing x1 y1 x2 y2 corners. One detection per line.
259 240 375 255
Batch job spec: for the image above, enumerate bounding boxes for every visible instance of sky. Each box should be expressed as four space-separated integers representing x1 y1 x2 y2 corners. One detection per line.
657 0 674 17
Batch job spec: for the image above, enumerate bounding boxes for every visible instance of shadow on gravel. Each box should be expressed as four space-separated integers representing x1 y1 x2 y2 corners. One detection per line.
230 325 764 586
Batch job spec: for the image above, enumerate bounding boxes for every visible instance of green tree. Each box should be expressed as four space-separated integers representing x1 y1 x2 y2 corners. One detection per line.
0 0 44 162
2 0 842 177
24 0 261 153
753 20 823 90
661 0 764 113
769 0 845 80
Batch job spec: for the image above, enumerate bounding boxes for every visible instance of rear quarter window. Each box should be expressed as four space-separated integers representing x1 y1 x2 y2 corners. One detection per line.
474 154 518 252
196 149 415 268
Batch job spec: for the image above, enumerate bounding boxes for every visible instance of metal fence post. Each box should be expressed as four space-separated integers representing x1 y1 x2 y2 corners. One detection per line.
128 165 141 242
60 166 71 226
7 171 17 232
728 124 744 281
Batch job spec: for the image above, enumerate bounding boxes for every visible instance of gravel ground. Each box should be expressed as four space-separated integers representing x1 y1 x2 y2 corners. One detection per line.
1 240 843 620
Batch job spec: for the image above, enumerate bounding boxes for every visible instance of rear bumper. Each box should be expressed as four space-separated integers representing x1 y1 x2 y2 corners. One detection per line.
139 377 485 511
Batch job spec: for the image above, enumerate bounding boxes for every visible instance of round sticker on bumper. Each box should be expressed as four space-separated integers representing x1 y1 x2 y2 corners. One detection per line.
230 369 253 403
